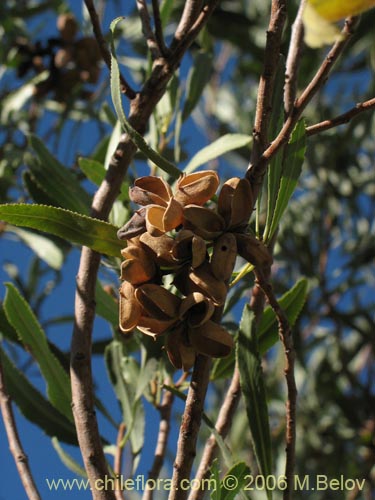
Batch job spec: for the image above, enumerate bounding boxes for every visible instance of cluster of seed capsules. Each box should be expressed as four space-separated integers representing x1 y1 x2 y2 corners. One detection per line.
117 171 272 371
16 13 100 101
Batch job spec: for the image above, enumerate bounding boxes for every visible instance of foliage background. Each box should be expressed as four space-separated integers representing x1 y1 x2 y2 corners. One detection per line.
0 0 375 499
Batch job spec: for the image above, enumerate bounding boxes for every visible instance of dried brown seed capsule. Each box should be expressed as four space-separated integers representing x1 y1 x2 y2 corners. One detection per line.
218 177 253 228
235 233 273 268
171 230 207 268
165 326 196 371
139 232 176 267
119 282 142 333
211 233 237 281
178 292 215 327
117 207 147 240
57 13 78 42
188 321 233 358
135 284 180 320
183 205 225 240
188 263 228 306
174 171 219 206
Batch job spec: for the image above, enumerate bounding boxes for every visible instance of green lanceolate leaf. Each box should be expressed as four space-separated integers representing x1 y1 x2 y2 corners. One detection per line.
182 50 213 121
184 134 252 174
109 18 181 179
78 157 129 201
220 462 251 500
258 277 309 355
7 225 64 270
51 438 86 477
95 280 119 328
3 283 72 421
105 340 145 472
264 120 306 242
0 204 124 257
237 305 272 500
28 135 91 214
264 56 285 241
0 347 77 444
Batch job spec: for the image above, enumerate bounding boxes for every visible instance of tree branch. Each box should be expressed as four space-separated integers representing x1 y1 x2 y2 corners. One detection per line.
284 0 306 115
306 96 375 136
114 423 126 500
247 16 358 194
151 0 170 56
188 367 241 500
171 0 203 48
171 1 219 60
250 0 287 165
254 269 297 500
136 0 161 60
169 355 212 500
143 382 174 500
84 0 137 99
0 356 41 500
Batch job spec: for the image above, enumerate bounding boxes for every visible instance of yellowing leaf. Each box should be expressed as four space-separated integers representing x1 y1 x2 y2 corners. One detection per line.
303 0 375 48
308 0 375 21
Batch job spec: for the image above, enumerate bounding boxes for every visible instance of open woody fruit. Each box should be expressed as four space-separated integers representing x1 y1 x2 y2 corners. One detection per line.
118 171 271 370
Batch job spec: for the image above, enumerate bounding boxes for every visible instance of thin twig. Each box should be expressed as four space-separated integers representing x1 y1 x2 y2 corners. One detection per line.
151 0 170 56
114 423 126 500
306 97 375 135
0 356 41 500
284 0 306 115
171 1 220 63
250 0 287 165
169 355 212 500
254 270 297 500
171 0 203 48
188 367 241 500
143 382 174 500
84 0 137 99
247 16 358 194
136 0 161 59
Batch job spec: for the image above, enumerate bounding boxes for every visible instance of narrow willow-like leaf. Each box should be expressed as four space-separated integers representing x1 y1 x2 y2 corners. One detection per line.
265 120 306 241
95 280 119 327
237 305 272 500
3 283 73 421
28 135 91 214
109 18 181 179
258 277 308 355
0 305 18 343
264 57 285 241
51 438 87 477
210 460 221 500
184 134 252 174
1 71 49 121
0 347 77 444
7 225 64 270
0 204 124 257
105 341 145 472
220 462 251 500
23 170 57 206
79 156 129 202
182 50 213 121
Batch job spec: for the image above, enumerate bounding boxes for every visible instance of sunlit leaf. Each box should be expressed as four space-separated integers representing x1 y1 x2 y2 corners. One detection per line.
7 225 65 270
3 283 72 421
0 204 124 257
264 120 306 242
182 50 213 121
237 305 272 500
51 438 86 477
0 347 77 444
258 278 309 355
184 134 252 174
